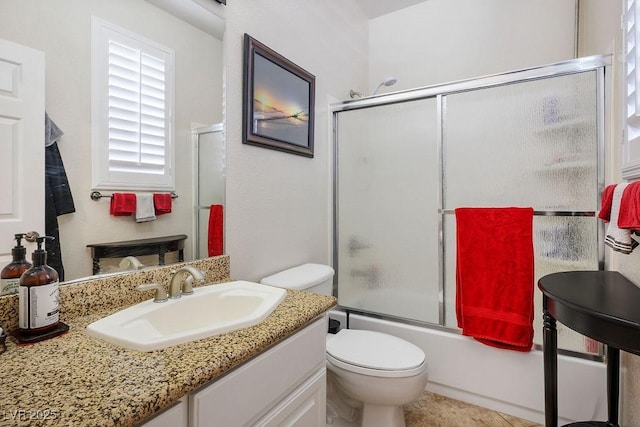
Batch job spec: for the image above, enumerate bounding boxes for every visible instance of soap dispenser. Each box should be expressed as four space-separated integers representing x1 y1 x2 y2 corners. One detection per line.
18 236 61 336
1 234 32 296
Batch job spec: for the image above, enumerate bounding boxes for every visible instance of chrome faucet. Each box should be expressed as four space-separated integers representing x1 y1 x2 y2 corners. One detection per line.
169 266 205 299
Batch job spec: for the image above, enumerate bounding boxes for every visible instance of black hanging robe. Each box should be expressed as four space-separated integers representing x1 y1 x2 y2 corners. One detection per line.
45 112 75 281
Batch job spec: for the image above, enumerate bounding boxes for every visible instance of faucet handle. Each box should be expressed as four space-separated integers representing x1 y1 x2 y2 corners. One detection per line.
182 276 195 295
136 283 168 303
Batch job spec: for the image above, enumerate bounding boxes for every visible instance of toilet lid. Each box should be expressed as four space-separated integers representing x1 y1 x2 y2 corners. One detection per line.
260 263 334 290
326 329 425 372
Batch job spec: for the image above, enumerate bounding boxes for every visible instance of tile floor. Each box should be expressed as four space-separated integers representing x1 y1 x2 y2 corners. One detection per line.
404 392 543 427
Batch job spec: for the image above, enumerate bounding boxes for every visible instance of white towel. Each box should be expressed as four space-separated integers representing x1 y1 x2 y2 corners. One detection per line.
605 183 638 254
135 194 156 223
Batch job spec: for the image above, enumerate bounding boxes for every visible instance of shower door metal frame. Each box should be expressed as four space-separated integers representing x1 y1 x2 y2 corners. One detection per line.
331 54 610 356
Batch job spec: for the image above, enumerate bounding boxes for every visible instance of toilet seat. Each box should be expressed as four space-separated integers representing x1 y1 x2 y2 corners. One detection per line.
326 329 426 378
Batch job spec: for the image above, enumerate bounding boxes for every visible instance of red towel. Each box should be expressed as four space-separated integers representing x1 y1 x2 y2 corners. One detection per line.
109 193 136 216
455 207 534 352
153 193 172 215
617 181 640 229
598 184 616 222
208 205 224 257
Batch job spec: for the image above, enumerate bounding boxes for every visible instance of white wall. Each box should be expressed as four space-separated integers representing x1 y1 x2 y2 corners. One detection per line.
578 0 622 57
0 0 223 280
221 2 369 282
367 0 577 93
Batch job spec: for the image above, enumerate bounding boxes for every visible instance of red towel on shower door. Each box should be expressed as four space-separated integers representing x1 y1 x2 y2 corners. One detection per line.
208 205 224 257
455 207 534 352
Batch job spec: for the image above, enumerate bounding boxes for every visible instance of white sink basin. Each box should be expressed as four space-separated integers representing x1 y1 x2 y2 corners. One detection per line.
86 281 286 352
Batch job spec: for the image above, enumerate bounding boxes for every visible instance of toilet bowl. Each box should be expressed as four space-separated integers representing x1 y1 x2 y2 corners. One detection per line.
326 328 428 427
261 264 429 427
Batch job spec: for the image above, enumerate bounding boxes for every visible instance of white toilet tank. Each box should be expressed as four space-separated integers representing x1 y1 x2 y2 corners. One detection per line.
260 263 335 295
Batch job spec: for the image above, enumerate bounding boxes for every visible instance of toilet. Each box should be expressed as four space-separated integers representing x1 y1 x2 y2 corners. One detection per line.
260 264 428 427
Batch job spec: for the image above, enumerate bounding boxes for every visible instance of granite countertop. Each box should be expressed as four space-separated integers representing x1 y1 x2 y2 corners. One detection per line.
0 257 337 426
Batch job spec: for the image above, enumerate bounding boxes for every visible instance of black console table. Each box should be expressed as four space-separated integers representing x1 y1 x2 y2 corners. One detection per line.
538 271 640 427
87 234 187 274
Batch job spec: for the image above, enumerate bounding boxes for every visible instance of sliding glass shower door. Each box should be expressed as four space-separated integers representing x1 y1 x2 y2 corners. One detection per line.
333 55 607 357
441 71 600 354
335 99 440 323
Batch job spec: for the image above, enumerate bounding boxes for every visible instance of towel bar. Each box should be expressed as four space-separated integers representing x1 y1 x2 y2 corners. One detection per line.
439 209 595 217
90 191 178 201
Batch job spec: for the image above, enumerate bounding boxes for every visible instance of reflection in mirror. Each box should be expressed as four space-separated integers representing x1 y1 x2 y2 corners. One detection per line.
0 0 224 283
194 124 225 259
86 234 188 275
119 256 145 271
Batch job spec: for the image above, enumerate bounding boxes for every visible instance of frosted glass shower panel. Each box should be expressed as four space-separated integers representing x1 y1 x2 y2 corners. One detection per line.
533 215 600 355
197 130 225 205
442 72 598 211
336 99 439 323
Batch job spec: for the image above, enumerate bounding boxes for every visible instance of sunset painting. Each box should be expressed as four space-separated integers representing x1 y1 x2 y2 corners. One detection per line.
243 34 315 157
253 52 310 146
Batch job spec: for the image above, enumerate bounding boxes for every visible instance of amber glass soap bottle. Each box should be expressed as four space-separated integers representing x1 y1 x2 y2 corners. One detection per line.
18 236 60 335
1 233 32 296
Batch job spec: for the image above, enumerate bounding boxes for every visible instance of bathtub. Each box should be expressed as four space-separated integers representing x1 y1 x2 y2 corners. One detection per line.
329 309 607 425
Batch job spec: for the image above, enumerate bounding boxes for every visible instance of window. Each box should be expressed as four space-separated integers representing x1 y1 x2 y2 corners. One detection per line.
91 17 175 190
623 0 640 179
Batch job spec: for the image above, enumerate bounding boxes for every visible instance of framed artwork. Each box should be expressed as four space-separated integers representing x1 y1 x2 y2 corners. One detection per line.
243 34 315 158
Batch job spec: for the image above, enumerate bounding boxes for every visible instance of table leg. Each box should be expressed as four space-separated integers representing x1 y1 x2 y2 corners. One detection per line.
92 257 100 275
543 310 558 427
607 346 620 426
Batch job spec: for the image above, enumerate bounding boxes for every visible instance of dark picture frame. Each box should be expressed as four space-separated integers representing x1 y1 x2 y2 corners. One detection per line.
243 34 315 158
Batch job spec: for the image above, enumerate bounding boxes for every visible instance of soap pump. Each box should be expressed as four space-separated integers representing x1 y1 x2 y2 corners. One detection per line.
18 236 61 336
1 234 32 296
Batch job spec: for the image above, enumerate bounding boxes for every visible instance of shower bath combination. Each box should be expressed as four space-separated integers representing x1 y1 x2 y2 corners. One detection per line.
332 54 609 425
333 55 607 357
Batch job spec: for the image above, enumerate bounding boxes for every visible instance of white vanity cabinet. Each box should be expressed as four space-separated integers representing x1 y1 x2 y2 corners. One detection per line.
190 316 327 426
140 316 327 427
138 398 188 427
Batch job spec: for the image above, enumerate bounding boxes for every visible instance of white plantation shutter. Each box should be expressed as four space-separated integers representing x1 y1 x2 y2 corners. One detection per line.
626 1 640 126
92 17 175 190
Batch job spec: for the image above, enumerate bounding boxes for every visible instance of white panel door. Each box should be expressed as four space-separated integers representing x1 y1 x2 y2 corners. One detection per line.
0 38 45 264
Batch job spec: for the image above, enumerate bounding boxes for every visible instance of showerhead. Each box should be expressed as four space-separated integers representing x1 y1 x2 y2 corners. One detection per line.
371 76 398 95
382 76 397 86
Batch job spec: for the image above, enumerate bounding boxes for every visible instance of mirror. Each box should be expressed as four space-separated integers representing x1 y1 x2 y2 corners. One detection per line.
0 0 225 282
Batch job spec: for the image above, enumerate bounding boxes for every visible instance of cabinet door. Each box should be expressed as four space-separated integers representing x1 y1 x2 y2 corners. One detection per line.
138 398 188 427
254 367 326 427
189 317 326 427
